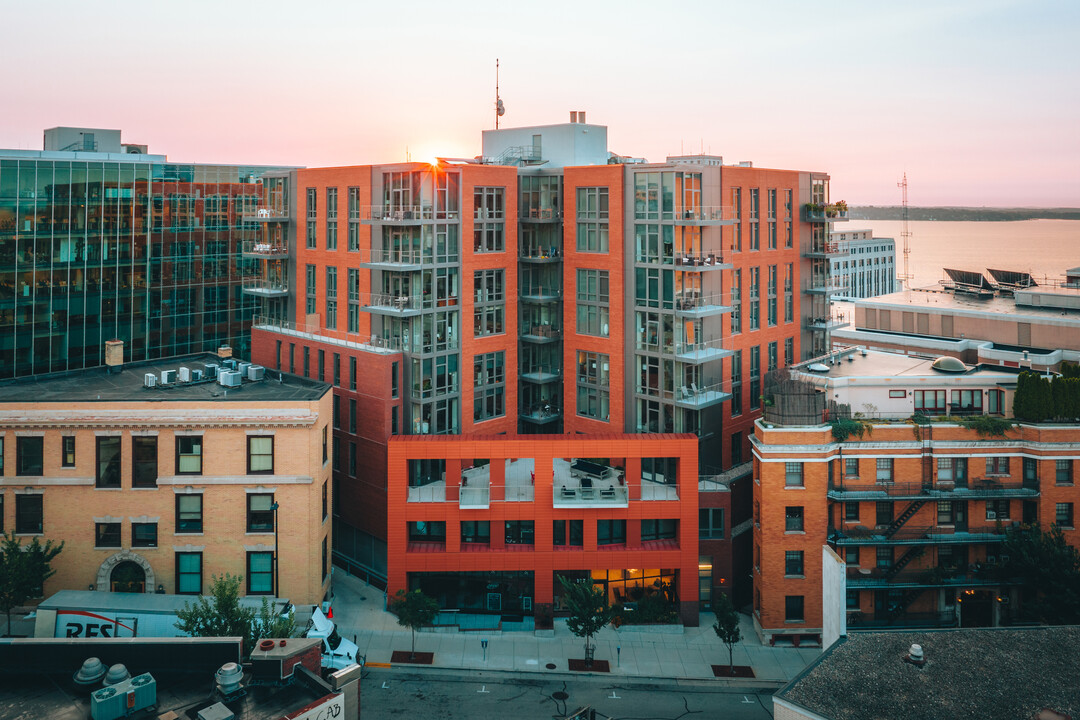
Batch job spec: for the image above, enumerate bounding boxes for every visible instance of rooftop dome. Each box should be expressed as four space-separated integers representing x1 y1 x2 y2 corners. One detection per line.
931 356 968 373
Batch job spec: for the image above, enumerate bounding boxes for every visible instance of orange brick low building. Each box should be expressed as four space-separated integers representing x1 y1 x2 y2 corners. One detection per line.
385 433 702 626
0 352 332 605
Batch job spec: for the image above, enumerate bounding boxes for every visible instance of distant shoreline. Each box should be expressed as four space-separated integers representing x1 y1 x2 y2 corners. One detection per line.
850 206 1080 222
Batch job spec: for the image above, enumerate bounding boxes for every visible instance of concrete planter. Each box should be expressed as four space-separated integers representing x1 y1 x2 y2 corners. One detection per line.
617 623 684 635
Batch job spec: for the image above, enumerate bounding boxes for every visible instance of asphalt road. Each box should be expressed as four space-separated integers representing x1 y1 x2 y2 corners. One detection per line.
362 668 776 719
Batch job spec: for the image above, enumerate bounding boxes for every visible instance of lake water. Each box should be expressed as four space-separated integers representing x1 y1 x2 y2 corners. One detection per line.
848 219 1080 290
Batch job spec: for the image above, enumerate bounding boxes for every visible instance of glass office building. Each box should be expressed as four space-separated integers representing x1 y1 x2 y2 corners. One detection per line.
0 140 291 378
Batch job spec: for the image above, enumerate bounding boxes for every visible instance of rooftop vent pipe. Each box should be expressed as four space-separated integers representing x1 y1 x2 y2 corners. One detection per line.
904 643 926 667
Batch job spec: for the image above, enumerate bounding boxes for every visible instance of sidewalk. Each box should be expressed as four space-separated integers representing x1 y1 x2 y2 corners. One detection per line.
325 572 821 684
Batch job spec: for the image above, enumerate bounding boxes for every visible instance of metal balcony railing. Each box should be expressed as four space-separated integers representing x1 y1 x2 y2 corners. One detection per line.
828 478 1039 500
360 293 423 312
241 241 290 257
251 316 404 353
360 206 459 222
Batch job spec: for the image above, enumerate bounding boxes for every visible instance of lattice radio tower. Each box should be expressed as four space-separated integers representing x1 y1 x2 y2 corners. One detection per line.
897 172 913 290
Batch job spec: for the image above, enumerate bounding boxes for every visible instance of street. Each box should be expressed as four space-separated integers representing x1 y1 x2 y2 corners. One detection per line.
361 668 775 719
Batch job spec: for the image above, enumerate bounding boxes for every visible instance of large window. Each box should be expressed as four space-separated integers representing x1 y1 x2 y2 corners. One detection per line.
1056 502 1075 528
348 187 360 251
15 494 42 534
641 519 677 542
785 550 804 576
576 187 609 252
699 508 725 539
96 437 121 488
247 436 274 474
247 552 274 595
176 436 202 475
576 351 610 421
95 522 121 548
306 264 316 315
505 521 535 545
785 595 804 622
785 506 804 532
461 521 490 544
326 187 338 250
553 519 584 547
1057 459 1074 485
306 188 317 249
176 494 203 533
247 494 275 533
986 457 1010 476
16 437 43 476
876 501 893 526
597 519 626 546
62 436 76 467
325 267 338 330
176 552 202 594
750 345 761 410
785 462 804 487
408 521 446 542
876 458 894 483
132 523 157 548
132 436 158 488
473 270 504 336
914 389 946 414
576 269 609 336
473 351 505 422
0 436 4 475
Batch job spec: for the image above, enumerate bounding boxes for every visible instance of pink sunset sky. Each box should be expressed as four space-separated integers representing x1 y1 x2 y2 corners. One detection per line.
2 0 1078 206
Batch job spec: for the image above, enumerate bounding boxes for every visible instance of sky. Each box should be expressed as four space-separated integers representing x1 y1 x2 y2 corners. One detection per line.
2 0 1078 206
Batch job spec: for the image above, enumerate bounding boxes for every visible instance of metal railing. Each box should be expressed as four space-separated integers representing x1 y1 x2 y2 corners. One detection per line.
674 253 726 268
553 485 629 505
356 247 425 265
521 364 561 378
521 207 562 221
251 316 404 352
361 293 423 312
242 278 289 293
830 524 1009 544
674 381 729 404
241 241 290 256
520 245 562 260
804 205 850 222
359 206 459 222
673 337 727 357
243 207 289 220
675 292 732 312
521 324 560 339
829 479 1039 498
520 286 562 299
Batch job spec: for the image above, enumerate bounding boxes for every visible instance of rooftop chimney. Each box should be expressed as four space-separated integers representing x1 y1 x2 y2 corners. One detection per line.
217 345 233 360
105 339 124 374
578 111 586 123
570 111 578 123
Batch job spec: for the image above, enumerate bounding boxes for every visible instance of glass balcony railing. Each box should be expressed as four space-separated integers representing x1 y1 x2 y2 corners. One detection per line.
241 241 290 258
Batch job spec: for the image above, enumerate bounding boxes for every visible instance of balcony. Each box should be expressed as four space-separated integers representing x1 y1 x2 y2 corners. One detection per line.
829 524 1008 546
360 293 424 317
802 241 851 258
241 207 290 223
241 241 290 259
356 248 424 271
846 565 1012 590
521 323 560 344
803 203 850 223
847 609 958 630
805 275 848 294
673 337 732 362
521 365 561 383
520 208 562 224
675 292 733 318
520 404 561 424
360 206 458 224
827 478 1040 501
251 316 403 354
407 461 535 508
553 459 629 508
641 478 679 501
673 382 731 409
673 253 731 271
672 206 736 226
804 315 848 331
519 246 562 263
520 286 561 303
241 279 289 297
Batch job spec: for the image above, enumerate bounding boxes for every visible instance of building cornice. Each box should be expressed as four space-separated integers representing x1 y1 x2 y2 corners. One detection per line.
0 408 320 429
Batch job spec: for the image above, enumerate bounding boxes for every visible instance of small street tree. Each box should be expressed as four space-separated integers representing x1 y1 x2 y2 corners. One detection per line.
175 574 258 654
0 532 64 636
255 597 298 641
1001 523 1080 623
389 589 439 660
558 575 613 668
712 593 743 674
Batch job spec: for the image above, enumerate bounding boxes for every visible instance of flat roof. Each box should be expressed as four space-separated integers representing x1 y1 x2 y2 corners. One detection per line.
858 288 1080 322
795 348 1017 381
0 354 329 403
776 627 1080 720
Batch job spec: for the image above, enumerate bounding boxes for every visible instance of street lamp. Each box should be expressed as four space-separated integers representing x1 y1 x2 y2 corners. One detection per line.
271 501 280 598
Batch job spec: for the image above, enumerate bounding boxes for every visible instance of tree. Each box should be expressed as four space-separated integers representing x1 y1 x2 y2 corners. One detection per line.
0 532 63 636
1001 523 1080 624
712 593 743 674
175 574 258 654
389 589 439 660
558 575 613 668
255 596 298 641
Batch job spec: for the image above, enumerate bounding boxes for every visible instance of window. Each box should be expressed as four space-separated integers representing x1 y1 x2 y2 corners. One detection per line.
391 362 399 399
597 519 626 546
986 499 1010 520
785 506 804 532
553 519 584 547
325 267 338 330
767 265 777 326
247 494 275 533
176 494 203 533
349 399 357 433
348 187 360 251
937 500 954 525
409 521 446 542
349 356 357 391
473 269 504 336
577 351 610 421
785 595 804 622
951 389 982 414
473 351 505 422
322 481 328 520
876 458 893 483
576 187 609 252
176 436 202 475
505 521 535 545
16 437 43 476
306 264 316 315
785 551 804 576
785 462 804 487
132 436 158 488
748 268 760 332
306 188 317 249
326 187 338 250
731 269 742 334
323 426 328 464
576 269 610 336
641 519 677 541
985 457 1010 476
988 389 1005 414
247 552 274 595
768 341 778 372
845 458 859 478
1057 459 1074 485
845 502 860 521
699 508 725 539
876 547 894 569
96 437 121 488
784 337 794 366
176 552 202 594
731 349 742 416
15 494 42 534
847 590 860 610
876 501 893 526
0 436 4 475
95 522 121 548
349 442 357 477
132 523 157 548
1023 457 1038 485
322 537 329 581
347 268 360 333
247 436 273 474
1056 502 1074 528
914 389 946 414
318 350 325 381
62 436 76 467
750 345 760 410
784 263 794 323
845 546 859 565
461 521 490 544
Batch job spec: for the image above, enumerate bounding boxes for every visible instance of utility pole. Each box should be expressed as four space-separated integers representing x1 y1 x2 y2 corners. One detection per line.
897 172 913 290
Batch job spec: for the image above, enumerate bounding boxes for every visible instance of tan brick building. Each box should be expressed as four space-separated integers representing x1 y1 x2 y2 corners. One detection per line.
0 352 332 605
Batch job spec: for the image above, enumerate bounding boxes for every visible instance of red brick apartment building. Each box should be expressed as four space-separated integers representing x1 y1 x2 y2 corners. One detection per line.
752 348 1080 645
247 116 846 619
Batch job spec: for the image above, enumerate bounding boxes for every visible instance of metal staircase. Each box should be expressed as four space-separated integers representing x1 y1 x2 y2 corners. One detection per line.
492 145 542 167
883 547 926 580
884 500 928 538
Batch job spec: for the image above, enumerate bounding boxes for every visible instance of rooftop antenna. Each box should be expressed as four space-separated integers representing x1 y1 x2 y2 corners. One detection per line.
898 172 913 290
495 59 505 129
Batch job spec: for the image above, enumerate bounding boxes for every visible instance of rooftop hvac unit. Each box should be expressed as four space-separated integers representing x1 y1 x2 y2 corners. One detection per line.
160 369 177 385
222 359 238 370
89 673 156 720
247 365 265 381
218 371 242 388
203 363 219 379
178 367 191 383
237 361 251 377
143 373 157 388
191 369 203 381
